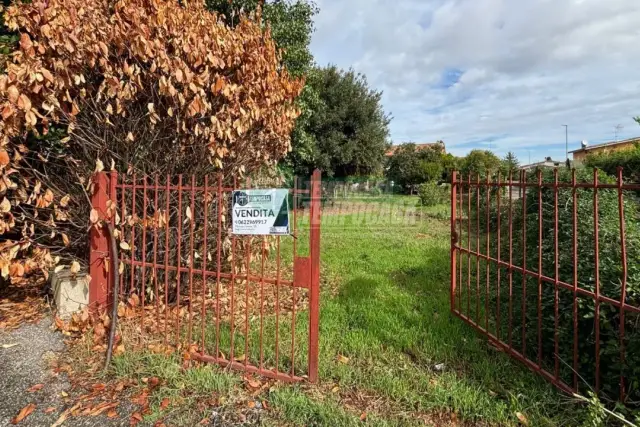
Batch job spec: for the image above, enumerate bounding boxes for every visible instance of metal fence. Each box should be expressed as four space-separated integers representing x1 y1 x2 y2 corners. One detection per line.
89 170 322 382
450 168 640 403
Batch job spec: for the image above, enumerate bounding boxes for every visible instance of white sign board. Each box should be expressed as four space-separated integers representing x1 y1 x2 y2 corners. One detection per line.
232 189 290 235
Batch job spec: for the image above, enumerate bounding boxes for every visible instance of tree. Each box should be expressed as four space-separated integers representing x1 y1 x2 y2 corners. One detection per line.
292 66 391 177
205 0 317 77
500 151 519 176
0 0 302 282
386 144 444 192
459 150 501 178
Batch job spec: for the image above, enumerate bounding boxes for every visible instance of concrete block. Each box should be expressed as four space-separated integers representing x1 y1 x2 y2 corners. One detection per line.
51 269 89 319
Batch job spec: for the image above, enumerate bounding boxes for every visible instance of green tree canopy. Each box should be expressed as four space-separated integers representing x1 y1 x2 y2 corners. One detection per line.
500 151 520 176
459 149 501 178
291 66 391 177
386 143 446 191
205 0 317 77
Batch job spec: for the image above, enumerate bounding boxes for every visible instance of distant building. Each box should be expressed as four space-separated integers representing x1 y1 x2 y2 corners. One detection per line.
520 157 565 171
385 141 445 157
569 137 639 163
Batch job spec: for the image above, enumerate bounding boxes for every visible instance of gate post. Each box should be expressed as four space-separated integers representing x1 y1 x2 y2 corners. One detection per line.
450 171 458 312
88 171 111 311
308 169 322 382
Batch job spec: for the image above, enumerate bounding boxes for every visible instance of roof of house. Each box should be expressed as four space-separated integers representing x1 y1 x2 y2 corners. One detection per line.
520 157 566 169
568 136 640 154
385 141 445 157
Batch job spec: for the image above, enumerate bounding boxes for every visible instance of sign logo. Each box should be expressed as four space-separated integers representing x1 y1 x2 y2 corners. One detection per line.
235 191 249 206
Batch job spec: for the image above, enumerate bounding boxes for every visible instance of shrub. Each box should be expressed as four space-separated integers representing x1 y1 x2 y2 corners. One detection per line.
418 182 447 206
0 0 302 283
585 144 640 184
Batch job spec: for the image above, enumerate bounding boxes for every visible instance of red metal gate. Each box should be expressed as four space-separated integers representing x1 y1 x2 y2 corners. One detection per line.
89 169 322 382
450 168 640 402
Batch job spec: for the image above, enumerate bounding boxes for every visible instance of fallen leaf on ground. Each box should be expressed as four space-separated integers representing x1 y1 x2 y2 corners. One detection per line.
130 412 143 426
160 398 170 410
11 403 36 424
1 343 19 349
51 403 80 427
360 412 367 421
27 384 44 392
107 410 118 418
337 354 349 364
516 412 528 425
44 407 57 414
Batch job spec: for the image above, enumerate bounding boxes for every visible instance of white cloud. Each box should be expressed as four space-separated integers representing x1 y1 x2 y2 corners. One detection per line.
310 0 640 163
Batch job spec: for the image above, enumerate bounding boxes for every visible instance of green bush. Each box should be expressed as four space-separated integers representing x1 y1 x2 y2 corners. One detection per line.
585 144 640 183
418 182 447 206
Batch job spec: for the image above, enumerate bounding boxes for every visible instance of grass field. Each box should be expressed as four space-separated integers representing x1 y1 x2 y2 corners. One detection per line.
110 194 593 426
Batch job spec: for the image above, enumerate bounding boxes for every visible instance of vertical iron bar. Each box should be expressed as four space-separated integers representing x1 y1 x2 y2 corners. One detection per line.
572 169 579 391
291 177 298 377
141 176 148 344
508 170 513 348
521 169 528 357
617 167 628 401
187 175 196 345
230 175 238 362
259 237 266 370
176 175 183 346
451 171 458 312
485 174 490 331
244 177 251 367
275 235 281 375
537 170 543 367
467 175 471 317
593 168 601 392
129 173 136 294
215 174 223 359
164 174 170 347
476 174 480 323
496 172 501 340
458 174 463 312
153 175 159 331
553 169 560 379
201 176 209 355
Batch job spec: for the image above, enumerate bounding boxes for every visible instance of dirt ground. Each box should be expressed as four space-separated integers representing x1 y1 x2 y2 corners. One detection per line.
0 318 129 427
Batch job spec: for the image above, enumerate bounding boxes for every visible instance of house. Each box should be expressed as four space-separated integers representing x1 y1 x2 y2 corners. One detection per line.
385 141 445 157
569 137 639 163
520 157 567 171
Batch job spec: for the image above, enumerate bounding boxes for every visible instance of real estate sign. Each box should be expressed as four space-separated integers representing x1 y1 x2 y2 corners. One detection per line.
232 189 290 235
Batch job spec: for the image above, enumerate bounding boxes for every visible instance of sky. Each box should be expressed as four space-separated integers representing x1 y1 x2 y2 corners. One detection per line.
309 0 640 164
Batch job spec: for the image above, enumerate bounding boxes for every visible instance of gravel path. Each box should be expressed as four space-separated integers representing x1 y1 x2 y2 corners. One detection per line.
0 319 129 427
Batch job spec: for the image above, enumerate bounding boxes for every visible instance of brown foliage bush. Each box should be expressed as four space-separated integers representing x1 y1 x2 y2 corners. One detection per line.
0 0 302 285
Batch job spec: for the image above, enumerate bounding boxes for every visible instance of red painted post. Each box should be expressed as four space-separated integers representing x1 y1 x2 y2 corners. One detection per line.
89 172 110 311
308 169 322 382
450 171 458 312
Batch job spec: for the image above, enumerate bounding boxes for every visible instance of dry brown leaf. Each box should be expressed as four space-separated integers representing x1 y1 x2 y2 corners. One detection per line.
130 412 143 426
360 412 367 421
515 412 528 425
337 354 349 364
119 241 131 251
70 261 80 275
26 384 44 392
107 410 118 418
0 149 10 166
11 403 36 424
159 398 170 410
44 407 57 414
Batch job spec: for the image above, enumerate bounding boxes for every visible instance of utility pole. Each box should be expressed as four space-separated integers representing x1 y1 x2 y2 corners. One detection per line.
615 124 624 142
562 125 568 160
